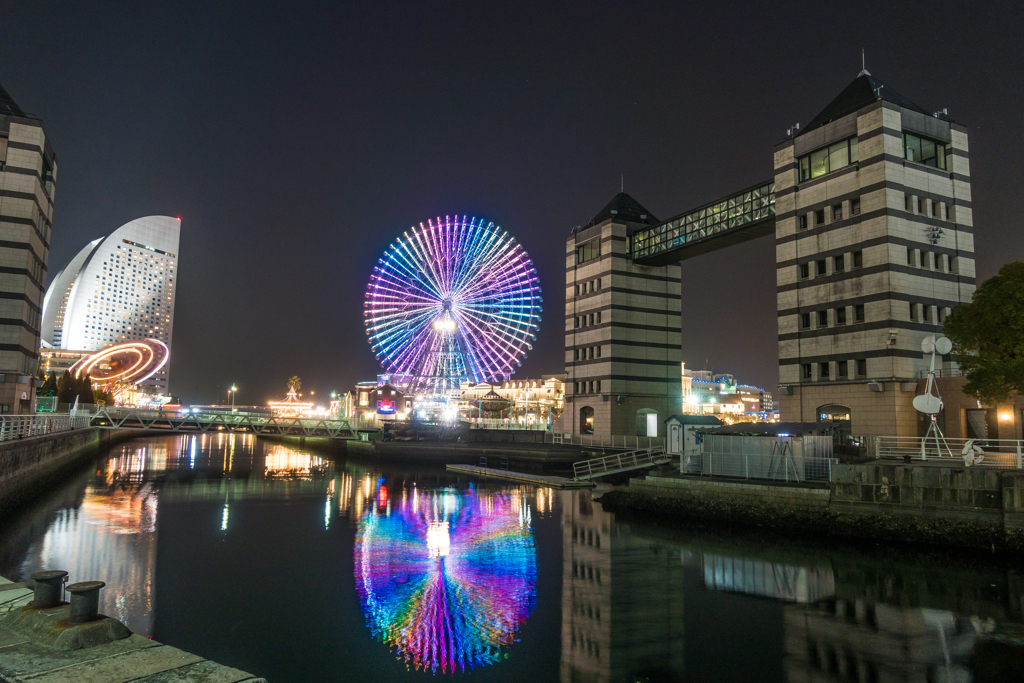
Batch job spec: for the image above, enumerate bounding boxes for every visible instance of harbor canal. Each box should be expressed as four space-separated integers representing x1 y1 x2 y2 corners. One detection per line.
0 435 1020 681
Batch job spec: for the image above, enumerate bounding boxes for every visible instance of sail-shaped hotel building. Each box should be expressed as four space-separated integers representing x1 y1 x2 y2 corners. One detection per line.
41 216 180 394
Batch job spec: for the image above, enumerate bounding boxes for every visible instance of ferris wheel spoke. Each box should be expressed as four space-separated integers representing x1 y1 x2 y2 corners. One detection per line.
366 216 541 393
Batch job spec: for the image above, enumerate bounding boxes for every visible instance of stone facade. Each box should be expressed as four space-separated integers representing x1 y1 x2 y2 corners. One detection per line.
775 75 975 436
555 196 681 437
0 89 55 414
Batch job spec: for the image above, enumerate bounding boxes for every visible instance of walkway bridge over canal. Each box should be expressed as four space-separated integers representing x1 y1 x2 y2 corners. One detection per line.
90 408 379 440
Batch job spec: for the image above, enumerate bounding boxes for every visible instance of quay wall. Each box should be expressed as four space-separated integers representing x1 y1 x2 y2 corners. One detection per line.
605 463 1024 552
0 428 135 518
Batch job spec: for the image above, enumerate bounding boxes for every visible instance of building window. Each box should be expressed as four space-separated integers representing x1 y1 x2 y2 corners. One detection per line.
853 250 863 268
945 204 951 220
799 263 810 280
838 361 848 379
835 307 847 325
802 364 812 380
833 204 843 221
798 136 859 181
588 347 594 359
574 285 580 297
817 310 828 327
904 132 949 169
575 317 580 329
907 248 916 266
906 194 913 211
856 359 867 377
596 345 602 358
816 259 827 276
799 215 808 230
596 278 602 290
834 255 845 273
577 240 601 264
595 380 601 393
596 312 602 324
918 197 926 214
855 304 865 323
801 312 811 329
574 349 580 361
909 302 918 321
851 197 861 216
923 305 932 323
815 208 825 225
932 202 940 217
819 362 830 380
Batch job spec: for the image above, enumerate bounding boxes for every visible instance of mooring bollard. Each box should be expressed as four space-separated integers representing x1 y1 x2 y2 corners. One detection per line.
30 570 68 609
66 581 105 623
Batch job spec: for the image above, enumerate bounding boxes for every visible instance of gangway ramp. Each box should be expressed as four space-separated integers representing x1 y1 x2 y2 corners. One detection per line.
573 446 671 480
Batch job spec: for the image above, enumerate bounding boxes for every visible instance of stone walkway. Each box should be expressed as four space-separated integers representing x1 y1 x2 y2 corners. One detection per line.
0 576 266 683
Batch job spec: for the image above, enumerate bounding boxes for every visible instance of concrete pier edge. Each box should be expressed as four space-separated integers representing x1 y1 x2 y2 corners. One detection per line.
599 462 1024 554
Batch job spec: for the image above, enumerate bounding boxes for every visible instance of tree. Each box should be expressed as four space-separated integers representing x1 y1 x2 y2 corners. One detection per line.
287 376 301 393
57 371 75 404
93 388 115 406
77 375 95 405
944 261 1024 404
37 371 57 397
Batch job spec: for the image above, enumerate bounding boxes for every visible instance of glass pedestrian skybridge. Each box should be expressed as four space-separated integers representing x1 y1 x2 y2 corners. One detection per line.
631 180 775 265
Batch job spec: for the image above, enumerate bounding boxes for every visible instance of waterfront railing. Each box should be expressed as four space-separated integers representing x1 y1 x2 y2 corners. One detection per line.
550 433 666 449
0 414 92 441
874 436 1024 468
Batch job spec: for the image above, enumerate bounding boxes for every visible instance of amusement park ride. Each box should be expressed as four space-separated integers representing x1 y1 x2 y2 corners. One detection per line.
69 339 170 406
364 215 542 398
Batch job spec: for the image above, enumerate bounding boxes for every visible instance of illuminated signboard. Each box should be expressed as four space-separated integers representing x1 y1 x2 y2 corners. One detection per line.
376 399 396 414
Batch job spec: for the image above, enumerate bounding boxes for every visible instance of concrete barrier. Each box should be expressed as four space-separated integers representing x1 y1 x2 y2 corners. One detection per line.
0 428 134 519
603 463 1024 553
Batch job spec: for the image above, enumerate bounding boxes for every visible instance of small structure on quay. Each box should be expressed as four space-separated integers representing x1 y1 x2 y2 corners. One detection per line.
268 377 315 418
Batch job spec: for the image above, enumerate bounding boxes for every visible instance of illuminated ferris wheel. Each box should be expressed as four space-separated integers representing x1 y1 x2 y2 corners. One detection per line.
364 215 542 395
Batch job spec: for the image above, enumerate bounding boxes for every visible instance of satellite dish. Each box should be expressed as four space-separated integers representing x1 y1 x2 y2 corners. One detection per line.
921 335 936 354
913 394 942 415
935 336 952 355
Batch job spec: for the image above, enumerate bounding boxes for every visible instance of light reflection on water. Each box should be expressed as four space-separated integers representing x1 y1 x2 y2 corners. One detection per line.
0 434 1020 681
354 485 536 674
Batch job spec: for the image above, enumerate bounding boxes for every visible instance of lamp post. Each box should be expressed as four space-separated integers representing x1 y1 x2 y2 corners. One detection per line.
229 385 237 412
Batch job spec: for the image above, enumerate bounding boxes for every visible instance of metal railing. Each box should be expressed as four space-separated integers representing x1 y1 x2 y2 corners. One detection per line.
0 414 92 441
549 433 666 449
875 436 1024 468
91 407 373 440
467 418 549 431
916 368 964 378
573 446 669 480
686 449 838 483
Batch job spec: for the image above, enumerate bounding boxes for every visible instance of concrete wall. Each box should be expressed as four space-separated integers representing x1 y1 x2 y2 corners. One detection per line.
0 428 101 517
608 462 1024 552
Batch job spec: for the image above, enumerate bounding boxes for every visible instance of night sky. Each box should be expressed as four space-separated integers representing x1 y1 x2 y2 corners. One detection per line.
3 1 1022 406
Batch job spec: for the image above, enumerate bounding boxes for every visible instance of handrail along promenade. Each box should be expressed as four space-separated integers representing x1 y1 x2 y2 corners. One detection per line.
0 414 92 441
89 407 378 440
573 446 670 480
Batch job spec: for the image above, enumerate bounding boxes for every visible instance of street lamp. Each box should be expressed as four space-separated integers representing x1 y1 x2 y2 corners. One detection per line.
229 385 237 412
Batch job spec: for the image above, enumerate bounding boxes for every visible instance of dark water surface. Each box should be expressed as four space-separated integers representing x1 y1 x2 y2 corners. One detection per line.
0 435 1021 682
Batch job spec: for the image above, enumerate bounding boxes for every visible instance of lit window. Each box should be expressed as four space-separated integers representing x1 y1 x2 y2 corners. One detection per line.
798 137 859 181
904 132 948 169
576 240 601 264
